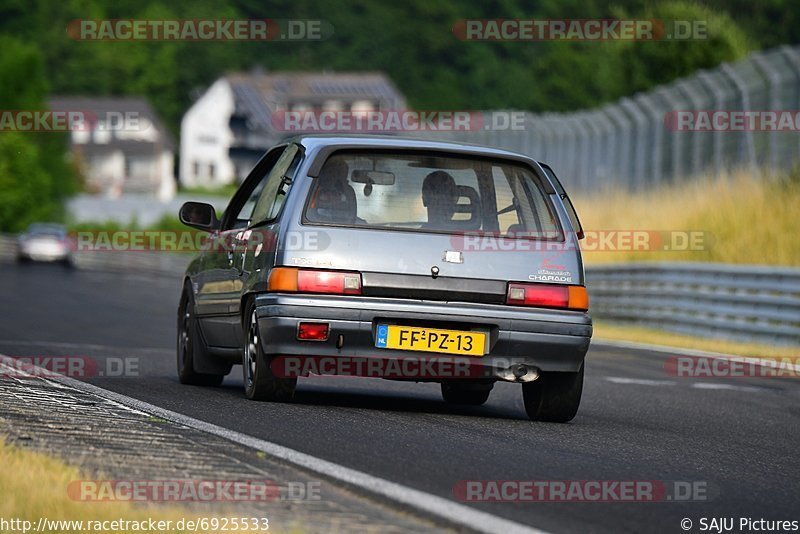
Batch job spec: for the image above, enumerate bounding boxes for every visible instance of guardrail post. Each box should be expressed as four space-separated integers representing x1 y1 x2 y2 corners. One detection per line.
599 106 621 189
633 93 663 188
613 105 634 189
720 63 758 176
655 87 683 183
546 115 568 182
751 53 782 176
585 111 611 190
697 70 726 179
779 46 800 167
676 79 706 178
572 114 593 191
619 98 647 191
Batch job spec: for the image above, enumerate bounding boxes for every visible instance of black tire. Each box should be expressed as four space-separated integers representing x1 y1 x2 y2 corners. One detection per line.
441 381 493 406
177 284 225 387
242 301 296 402
522 364 584 423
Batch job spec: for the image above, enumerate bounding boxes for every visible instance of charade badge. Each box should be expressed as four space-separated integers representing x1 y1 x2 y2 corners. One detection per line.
528 269 573 283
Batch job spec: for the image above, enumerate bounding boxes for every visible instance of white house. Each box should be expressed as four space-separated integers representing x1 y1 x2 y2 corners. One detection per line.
50 97 176 201
180 71 406 188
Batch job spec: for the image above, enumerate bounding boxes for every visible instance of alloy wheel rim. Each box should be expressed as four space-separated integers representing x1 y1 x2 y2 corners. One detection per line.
179 305 190 370
244 311 258 388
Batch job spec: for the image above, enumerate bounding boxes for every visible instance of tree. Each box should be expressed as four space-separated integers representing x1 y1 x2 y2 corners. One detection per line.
0 36 77 231
610 1 752 97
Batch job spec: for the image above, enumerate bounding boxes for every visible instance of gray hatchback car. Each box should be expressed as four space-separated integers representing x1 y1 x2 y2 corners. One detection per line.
177 135 591 422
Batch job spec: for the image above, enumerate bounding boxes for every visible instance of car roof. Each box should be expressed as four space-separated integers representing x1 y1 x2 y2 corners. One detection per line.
287 134 539 163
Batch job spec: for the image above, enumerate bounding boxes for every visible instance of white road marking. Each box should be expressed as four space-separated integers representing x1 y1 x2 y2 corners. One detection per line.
691 382 763 392
0 353 545 534
604 376 676 386
603 376 765 393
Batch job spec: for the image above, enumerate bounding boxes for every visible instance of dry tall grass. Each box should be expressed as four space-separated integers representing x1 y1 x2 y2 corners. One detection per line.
0 440 221 533
571 170 800 266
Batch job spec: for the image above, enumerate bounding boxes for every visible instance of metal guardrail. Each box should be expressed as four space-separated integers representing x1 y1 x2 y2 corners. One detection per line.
3 234 798 345
74 249 191 275
587 263 800 345
0 234 190 276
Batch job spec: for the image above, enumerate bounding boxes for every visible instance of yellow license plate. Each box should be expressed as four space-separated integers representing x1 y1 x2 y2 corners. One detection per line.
375 325 487 356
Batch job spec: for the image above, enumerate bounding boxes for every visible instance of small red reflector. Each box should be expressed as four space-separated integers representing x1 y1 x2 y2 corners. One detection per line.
297 322 329 341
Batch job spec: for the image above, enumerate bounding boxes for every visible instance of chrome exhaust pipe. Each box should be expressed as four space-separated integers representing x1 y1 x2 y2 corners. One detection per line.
496 363 540 383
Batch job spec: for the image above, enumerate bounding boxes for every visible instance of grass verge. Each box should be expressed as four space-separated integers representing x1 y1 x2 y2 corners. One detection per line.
0 439 221 533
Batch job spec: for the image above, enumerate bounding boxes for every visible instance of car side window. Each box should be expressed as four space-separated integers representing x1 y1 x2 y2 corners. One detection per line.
250 144 302 226
220 147 285 231
541 164 583 238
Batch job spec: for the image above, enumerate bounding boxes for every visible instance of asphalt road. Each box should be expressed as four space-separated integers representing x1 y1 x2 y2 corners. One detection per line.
2 262 799 533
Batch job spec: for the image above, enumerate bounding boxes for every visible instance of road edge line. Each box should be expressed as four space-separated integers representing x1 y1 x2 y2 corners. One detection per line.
0 354 545 534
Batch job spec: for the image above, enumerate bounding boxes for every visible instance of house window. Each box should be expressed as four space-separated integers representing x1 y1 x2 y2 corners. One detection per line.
323 100 344 112
351 100 375 113
208 163 215 179
193 161 200 178
124 156 149 179
72 129 90 144
93 128 112 144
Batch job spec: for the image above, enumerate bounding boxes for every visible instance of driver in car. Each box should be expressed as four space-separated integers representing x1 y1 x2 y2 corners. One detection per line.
421 170 459 229
310 158 359 223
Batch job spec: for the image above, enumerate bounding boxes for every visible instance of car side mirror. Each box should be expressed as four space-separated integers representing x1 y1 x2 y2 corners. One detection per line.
179 202 220 232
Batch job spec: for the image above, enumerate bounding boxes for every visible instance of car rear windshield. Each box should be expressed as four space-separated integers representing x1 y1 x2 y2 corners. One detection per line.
27 224 66 238
304 151 560 239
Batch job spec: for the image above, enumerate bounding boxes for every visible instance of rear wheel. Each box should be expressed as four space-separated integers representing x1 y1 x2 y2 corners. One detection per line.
242 303 296 401
522 364 584 423
177 285 225 387
441 381 493 406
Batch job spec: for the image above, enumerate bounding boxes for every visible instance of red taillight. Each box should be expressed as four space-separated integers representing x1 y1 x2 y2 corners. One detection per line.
268 267 361 295
506 283 588 311
298 270 361 295
297 322 329 341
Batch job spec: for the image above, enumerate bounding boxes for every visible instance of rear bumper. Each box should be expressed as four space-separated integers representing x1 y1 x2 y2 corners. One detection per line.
254 293 591 378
